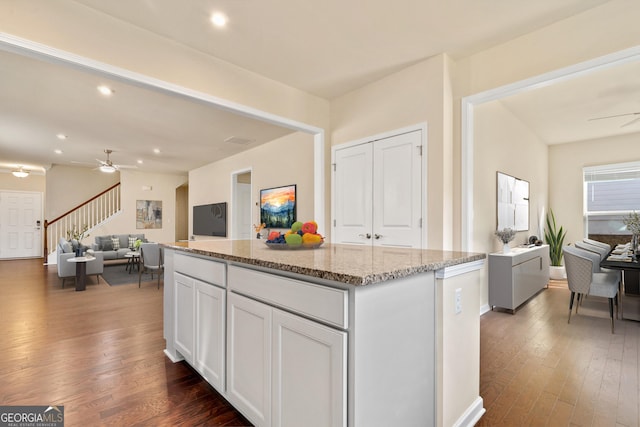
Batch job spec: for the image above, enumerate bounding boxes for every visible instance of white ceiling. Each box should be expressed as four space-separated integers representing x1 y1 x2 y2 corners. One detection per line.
71 0 609 99
0 49 296 175
2 0 637 176
499 58 640 145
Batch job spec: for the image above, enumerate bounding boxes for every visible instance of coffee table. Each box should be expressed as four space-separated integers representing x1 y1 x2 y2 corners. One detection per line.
125 251 140 273
67 256 96 291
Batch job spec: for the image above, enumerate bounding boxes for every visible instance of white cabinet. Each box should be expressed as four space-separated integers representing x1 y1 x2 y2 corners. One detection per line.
272 310 347 427
174 272 195 363
173 255 226 394
333 129 424 248
195 280 226 391
227 267 347 427
227 292 272 427
488 245 550 312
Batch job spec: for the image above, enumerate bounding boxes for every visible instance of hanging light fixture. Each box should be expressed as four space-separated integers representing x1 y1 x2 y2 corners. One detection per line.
12 167 29 178
99 164 116 173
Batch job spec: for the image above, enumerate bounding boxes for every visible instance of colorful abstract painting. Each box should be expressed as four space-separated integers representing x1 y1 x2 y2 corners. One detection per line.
260 185 296 228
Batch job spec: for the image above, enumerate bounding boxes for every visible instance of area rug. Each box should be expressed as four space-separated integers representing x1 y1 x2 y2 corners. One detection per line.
101 264 160 286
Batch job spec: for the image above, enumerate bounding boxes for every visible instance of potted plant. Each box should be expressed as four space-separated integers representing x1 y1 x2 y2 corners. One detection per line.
623 211 640 253
66 224 90 257
495 228 516 253
544 209 567 280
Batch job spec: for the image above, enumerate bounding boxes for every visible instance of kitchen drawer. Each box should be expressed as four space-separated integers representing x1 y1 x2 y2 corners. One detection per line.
175 253 226 287
228 265 348 329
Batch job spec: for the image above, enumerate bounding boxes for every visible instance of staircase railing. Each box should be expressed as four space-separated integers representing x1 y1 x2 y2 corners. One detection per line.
44 183 121 256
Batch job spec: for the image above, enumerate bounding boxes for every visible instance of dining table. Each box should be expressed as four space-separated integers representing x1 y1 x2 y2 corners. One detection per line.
600 247 640 321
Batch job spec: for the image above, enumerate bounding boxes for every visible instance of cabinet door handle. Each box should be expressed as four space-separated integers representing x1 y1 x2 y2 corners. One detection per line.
374 234 382 239
358 233 372 239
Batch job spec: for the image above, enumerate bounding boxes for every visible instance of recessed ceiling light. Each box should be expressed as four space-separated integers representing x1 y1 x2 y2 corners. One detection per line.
54 149 63 154
137 160 143 164
153 148 161 154
97 85 114 96
56 133 67 140
210 12 228 27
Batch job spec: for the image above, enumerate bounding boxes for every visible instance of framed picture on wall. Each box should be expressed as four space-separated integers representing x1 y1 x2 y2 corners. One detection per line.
136 200 163 229
496 172 529 231
260 184 296 228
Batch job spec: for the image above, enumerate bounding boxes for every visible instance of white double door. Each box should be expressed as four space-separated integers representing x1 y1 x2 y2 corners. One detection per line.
0 191 43 259
333 130 423 248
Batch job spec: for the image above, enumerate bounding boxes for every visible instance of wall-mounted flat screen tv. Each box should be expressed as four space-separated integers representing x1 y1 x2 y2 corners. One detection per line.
193 202 227 237
260 184 296 228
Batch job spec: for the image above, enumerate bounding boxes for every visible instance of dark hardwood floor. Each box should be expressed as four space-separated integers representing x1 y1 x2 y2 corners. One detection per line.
3 259 639 426
479 281 640 427
0 259 251 426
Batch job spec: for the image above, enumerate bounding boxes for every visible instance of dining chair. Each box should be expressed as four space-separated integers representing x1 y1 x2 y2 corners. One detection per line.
575 240 609 261
138 243 163 289
563 246 619 333
583 238 611 252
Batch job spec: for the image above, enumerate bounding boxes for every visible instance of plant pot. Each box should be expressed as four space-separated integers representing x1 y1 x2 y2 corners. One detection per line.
549 265 566 280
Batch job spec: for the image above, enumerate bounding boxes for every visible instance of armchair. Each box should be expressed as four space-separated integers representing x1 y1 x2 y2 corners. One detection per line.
57 251 76 288
56 237 104 288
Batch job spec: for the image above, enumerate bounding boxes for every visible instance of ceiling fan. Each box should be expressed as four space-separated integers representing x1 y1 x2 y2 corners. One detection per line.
97 149 137 173
588 111 640 128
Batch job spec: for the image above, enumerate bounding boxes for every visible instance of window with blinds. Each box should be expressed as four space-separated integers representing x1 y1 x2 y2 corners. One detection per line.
584 161 640 235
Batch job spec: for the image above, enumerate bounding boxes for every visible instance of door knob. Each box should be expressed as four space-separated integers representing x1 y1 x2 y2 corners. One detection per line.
358 233 372 239
374 234 382 239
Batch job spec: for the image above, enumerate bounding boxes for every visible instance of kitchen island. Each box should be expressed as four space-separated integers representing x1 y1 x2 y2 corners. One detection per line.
162 240 486 427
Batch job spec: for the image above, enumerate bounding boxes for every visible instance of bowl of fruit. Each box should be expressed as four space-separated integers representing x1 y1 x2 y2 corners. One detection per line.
265 221 324 250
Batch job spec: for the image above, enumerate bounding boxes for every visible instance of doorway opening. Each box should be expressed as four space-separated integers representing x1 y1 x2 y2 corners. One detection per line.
175 184 189 241
231 169 252 240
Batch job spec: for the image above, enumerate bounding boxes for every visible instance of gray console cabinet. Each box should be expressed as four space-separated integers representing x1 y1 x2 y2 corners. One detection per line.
489 245 550 313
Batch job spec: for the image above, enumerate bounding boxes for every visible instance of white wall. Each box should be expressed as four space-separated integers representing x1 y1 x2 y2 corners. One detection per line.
86 170 187 245
474 101 548 308
0 172 45 193
549 132 640 246
190 132 315 239
45 164 119 220
331 54 454 249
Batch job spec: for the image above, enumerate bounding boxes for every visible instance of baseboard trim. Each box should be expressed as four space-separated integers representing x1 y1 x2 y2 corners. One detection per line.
163 349 184 363
453 396 485 427
480 304 491 316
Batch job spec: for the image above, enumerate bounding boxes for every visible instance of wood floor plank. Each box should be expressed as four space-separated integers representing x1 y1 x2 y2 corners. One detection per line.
0 259 251 427
479 281 640 426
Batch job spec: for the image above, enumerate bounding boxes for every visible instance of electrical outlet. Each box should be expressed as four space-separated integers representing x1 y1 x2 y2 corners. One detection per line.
455 288 462 314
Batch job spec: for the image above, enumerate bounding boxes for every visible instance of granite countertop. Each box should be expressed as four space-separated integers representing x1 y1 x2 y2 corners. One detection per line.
162 240 485 286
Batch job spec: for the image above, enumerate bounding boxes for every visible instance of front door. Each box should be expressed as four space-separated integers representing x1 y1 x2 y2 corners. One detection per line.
0 191 43 259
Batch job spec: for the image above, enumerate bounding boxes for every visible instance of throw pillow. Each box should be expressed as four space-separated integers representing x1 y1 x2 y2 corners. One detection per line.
128 236 136 249
62 242 72 253
71 239 79 251
111 237 120 250
101 239 113 251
